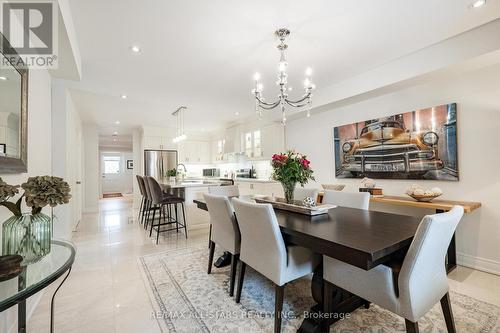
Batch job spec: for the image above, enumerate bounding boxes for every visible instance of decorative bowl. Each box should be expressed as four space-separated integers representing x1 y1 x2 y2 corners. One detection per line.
321 184 346 191
408 193 442 202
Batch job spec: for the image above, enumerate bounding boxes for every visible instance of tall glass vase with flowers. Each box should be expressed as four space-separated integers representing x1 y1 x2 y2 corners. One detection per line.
1 176 71 265
271 151 315 204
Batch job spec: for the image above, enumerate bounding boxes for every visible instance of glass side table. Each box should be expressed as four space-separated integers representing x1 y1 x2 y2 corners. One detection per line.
0 239 76 333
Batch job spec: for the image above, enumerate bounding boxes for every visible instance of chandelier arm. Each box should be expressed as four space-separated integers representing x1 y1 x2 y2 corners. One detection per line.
255 95 281 108
284 92 312 105
258 102 281 110
284 100 310 108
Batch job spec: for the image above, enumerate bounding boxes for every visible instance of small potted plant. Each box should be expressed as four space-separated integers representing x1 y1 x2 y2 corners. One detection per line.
271 151 315 204
166 168 177 181
1 176 71 265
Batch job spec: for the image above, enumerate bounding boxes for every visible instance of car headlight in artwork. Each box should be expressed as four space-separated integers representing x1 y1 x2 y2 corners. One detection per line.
422 131 439 146
342 142 353 153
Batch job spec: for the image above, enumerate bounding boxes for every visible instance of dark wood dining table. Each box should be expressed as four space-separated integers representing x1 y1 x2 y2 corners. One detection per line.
194 197 422 333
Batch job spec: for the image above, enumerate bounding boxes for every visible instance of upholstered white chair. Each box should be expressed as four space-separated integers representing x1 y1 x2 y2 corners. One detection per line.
232 198 320 333
322 190 370 210
206 185 240 247
322 206 464 333
208 185 240 197
293 187 319 202
203 193 241 296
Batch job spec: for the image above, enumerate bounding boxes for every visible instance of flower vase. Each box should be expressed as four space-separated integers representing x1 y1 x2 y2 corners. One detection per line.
281 182 297 204
2 213 52 265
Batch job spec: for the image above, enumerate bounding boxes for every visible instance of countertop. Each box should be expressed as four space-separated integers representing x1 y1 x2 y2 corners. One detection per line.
158 179 224 189
233 178 278 184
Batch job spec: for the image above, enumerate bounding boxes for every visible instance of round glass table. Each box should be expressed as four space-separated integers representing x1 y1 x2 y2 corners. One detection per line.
0 239 76 333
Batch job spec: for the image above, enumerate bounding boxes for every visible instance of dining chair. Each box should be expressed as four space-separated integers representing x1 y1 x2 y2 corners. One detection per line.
203 193 241 296
322 190 370 210
136 175 147 225
142 176 154 230
206 185 240 247
293 187 319 202
322 206 464 333
146 176 188 243
232 198 320 333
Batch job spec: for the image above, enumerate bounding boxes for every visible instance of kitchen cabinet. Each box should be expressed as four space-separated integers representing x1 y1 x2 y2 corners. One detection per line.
261 123 285 159
224 125 242 154
212 138 227 162
144 136 176 150
179 141 211 164
235 180 283 197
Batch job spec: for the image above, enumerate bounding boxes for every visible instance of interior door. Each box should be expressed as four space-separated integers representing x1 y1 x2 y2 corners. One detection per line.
101 152 123 194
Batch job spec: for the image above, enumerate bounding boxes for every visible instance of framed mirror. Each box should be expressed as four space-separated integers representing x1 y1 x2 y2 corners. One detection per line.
0 32 28 173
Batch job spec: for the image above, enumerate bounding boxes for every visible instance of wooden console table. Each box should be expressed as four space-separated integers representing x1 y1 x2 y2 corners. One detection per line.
317 193 480 273
367 195 480 273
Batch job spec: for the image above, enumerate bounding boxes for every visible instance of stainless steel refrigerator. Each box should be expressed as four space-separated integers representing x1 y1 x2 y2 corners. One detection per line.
144 150 178 180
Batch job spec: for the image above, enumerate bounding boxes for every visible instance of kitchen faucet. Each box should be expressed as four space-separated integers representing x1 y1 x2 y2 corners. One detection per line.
176 163 187 179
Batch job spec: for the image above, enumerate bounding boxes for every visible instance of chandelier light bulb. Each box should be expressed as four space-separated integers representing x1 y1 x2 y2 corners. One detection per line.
278 61 288 73
307 110 311 118
304 78 311 88
254 72 261 81
257 83 264 91
305 67 313 76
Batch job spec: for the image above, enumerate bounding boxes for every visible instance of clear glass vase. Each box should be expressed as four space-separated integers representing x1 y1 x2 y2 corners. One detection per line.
2 213 52 265
281 181 297 204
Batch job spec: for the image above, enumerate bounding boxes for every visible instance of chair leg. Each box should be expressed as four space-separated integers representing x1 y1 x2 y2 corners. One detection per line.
322 280 334 333
207 241 215 274
405 319 419 333
208 224 212 248
138 197 144 223
229 254 239 296
440 292 456 333
149 207 156 237
235 261 246 303
274 284 285 333
174 204 179 232
156 205 162 245
181 203 187 239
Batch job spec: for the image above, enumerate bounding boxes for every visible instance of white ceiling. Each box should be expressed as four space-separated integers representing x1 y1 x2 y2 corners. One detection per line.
68 0 500 135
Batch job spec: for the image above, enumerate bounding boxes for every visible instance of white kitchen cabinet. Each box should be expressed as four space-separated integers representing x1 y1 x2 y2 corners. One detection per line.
224 125 242 154
234 181 283 197
179 140 211 163
261 123 285 159
144 136 176 150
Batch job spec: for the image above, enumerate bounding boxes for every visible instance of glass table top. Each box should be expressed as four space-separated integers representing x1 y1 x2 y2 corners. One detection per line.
0 239 76 312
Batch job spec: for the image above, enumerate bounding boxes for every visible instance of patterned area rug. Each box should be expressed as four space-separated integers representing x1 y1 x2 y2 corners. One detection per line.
139 246 500 333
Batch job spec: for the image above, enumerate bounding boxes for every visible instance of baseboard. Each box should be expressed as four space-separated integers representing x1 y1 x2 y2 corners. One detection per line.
188 223 210 231
457 252 500 276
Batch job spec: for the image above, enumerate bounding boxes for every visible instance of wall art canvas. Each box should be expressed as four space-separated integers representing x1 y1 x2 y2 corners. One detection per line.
334 103 458 181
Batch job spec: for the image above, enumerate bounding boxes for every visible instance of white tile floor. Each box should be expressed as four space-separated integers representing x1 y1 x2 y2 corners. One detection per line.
27 197 500 332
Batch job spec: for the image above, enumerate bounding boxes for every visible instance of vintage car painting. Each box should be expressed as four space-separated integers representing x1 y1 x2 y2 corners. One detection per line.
334 104 458 181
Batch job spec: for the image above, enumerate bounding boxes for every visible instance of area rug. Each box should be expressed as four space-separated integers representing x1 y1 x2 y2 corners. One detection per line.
139 245 500 333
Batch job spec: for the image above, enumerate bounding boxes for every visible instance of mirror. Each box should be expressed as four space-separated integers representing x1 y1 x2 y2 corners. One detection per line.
0 32 28 173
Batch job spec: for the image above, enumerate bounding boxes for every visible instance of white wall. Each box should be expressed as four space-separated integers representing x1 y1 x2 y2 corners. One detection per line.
51 83 83 239
83 125 99 212
286 63 500 275
132 128 142 209
0 69 53 333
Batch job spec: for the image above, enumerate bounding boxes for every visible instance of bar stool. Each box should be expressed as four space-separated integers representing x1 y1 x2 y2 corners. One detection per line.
146 176 188 244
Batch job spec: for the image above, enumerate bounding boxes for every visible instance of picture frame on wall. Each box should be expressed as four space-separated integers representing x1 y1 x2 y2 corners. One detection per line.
333 103 458 181
126 160 134 170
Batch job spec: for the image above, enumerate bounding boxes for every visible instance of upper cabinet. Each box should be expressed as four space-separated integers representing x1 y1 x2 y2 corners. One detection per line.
244 123 285 160
223 125 242 154
179 140 211 164
143 135 176 150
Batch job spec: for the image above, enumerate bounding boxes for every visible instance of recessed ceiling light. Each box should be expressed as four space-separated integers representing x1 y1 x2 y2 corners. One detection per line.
113 139 117 142
115 120 120 125
131 45 141 53
113 131 118 135
121 94 127 99
235 112 240 116
470 0 486 8
0 76 7 81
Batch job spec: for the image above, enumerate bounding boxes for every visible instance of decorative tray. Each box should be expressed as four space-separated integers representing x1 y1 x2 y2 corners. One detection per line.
253 196 336 216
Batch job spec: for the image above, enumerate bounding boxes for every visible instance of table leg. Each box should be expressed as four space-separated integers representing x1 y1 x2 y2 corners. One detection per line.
50 267 72 333
18 268 27 333
298 262 365 333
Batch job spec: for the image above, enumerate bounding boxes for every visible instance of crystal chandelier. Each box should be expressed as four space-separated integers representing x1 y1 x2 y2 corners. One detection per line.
252 28 315 125
172 106 188 143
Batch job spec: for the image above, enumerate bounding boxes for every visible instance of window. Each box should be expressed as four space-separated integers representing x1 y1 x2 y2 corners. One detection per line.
103 156 121 174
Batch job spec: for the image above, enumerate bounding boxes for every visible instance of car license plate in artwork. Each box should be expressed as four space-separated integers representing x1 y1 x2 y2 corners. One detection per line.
367 164 400 172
